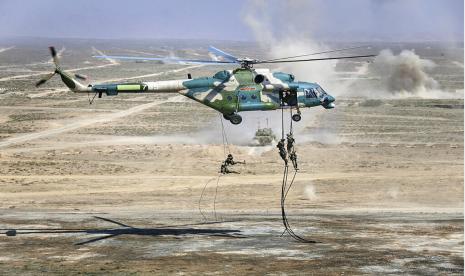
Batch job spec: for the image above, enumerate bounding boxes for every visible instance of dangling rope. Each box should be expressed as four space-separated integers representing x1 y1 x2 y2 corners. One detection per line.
198 114 232 221
281 100 285 139
219 114 231 157
289 107 293 135
198 177 216 221
213 174 222 220
278 103 314 243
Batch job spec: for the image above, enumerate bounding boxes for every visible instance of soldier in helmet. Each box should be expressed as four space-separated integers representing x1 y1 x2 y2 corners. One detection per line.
289 151 298 170
286 133 295 153
220 154 243 174
277 138 288 165
225 153 236 166
286 133 298 170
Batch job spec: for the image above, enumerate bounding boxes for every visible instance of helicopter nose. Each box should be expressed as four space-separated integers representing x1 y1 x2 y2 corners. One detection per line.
321 94 335 104
322 94 336 109
326 94 335 103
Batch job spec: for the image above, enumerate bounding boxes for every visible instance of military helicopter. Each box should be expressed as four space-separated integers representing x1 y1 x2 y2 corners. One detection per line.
36 46 374 124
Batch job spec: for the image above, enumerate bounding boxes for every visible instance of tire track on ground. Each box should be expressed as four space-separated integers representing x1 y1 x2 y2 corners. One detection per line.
0 98 166 149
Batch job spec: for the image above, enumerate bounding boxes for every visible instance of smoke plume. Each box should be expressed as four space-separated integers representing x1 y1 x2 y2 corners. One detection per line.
242 0 462 99
242 0 338 91
368 49 439 94
304 183 318 201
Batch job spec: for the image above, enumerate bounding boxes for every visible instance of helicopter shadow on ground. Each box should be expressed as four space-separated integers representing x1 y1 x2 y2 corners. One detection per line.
1 216 245 246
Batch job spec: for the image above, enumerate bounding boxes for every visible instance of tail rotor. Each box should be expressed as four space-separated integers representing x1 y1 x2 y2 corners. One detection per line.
35 72 56 87
49 46 60 67
35 46 88 87
35 46 60 87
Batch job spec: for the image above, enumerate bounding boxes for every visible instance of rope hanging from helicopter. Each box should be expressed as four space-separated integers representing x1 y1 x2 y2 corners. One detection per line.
278 95 314 243
199 113 232 220
219 113 231 156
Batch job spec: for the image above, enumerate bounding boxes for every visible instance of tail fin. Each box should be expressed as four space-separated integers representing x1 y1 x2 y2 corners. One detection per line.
35 47 89 92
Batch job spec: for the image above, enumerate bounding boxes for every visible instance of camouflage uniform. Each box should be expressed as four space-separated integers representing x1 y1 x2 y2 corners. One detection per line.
221 154 240 174
277 139 288 165
286 133 295 153
289 151 298 170
225 154 236 166
287 134 298 170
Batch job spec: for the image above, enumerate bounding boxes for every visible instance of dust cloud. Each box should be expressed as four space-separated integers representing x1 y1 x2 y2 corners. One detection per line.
305 183 318 201
242 1 337 92
365 49 448 98
242 0 462 99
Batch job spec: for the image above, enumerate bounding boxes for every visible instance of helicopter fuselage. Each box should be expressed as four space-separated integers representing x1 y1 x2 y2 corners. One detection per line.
58 67 335 124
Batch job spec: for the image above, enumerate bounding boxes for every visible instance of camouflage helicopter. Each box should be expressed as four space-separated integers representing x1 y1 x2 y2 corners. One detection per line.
36 46 374 124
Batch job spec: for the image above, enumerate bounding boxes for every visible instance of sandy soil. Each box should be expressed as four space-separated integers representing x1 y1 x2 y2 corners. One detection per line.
0 94 462 275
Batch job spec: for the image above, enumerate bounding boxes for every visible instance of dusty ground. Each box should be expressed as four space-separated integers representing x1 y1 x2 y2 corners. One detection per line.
0 40 463 275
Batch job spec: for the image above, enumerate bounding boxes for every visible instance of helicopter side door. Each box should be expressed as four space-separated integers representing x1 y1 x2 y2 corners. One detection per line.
281 90 298 107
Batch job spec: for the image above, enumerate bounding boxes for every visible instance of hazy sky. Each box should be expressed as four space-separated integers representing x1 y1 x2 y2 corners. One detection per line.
0 0 462 41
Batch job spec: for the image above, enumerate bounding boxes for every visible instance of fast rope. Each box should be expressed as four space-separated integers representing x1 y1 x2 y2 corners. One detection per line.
198 177 216 221
198 114 232 221
219 113 231 157
213 175 222 221
278 100 314 243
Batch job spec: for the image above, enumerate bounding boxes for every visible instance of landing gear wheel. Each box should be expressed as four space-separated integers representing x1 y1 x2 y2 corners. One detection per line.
223 113 232 120
229 114 242 125
292 114 301 122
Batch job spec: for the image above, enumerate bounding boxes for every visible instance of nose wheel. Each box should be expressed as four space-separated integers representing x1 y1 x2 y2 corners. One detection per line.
292 106 302 122
223 113 243 125
291 113 301 122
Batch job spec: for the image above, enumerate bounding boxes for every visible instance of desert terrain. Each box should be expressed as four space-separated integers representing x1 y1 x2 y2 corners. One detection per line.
0 39 463 275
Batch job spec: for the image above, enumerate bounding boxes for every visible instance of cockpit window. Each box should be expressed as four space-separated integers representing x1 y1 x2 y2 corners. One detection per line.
316 86 327 95
304 88 317 98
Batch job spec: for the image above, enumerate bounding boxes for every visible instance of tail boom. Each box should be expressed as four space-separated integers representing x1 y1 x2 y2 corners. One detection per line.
82 79 189 96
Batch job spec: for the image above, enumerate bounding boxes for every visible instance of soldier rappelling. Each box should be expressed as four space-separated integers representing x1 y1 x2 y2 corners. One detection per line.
286 133 298 170
277 138 288 165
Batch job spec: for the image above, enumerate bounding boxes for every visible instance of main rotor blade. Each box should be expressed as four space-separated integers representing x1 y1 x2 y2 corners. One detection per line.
260 46 369 62
257 54 376 64
93 55 236 65
35 72 56 87
208 46 239 62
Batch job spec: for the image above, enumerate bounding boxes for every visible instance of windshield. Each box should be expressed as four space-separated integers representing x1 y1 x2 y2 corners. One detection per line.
316 86 327 95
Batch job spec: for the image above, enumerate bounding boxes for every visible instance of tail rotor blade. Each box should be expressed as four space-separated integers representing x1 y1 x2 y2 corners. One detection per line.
49 46 59 67
49 46 57 57
35 72 56 87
